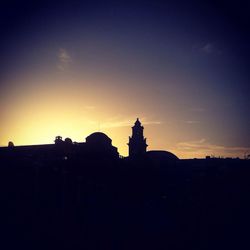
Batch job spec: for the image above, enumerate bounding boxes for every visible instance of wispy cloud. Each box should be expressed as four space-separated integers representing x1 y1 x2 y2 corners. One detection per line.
100 117 163 129
84 106 96 110
57 48 72 71
185 120 200 124
101 120 133 129
190 107 205 112
201 43 214 54
174 138 250 158
141 120 162 125
193 43 222 55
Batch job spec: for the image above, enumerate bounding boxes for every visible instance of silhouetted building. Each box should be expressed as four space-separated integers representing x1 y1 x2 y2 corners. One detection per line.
0 119 180 162
146 150 179 164
128 118 148 157
0 132 119 161
127 118 179 163
83 132 119 159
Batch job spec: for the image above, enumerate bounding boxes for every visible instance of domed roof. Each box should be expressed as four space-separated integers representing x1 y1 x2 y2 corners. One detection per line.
86 132 112 145
64 138 73 144
146 150 179 162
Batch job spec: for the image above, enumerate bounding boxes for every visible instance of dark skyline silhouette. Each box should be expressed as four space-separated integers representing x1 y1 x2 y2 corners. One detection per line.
0 0 249 158
0 1 250 249
0 116 249 159
0 118 181 162
0 119 249 250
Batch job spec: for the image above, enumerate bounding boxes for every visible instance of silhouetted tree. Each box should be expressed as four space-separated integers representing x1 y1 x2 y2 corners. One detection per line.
8 141 14 147
55 136 63 144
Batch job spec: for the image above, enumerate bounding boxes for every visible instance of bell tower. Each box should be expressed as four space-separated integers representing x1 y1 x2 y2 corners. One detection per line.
128 118 148 157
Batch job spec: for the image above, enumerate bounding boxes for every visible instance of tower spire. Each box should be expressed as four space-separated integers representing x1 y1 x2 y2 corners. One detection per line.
128 118 148 157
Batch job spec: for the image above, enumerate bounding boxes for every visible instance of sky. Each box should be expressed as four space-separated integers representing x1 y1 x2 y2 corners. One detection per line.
0 0 249 158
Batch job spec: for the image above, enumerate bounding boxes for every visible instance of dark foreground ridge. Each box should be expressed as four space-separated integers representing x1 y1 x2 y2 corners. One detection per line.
0 119 249 250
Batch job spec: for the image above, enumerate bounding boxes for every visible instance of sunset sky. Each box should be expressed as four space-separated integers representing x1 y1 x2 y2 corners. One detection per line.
0 1 249 158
